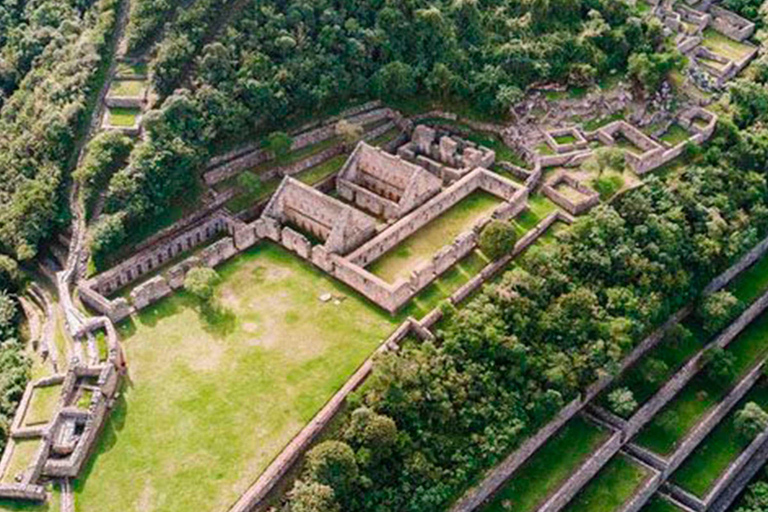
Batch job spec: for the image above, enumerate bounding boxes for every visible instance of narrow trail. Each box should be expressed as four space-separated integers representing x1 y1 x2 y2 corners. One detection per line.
58 0 131 336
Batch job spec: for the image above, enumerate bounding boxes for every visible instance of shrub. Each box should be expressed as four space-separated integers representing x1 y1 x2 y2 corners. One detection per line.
592 173 625 200
702 347 736 386
699 291 741 335
289 480 340 512
735 402 768 441
304 441 358 497
478 220 518 260
607 387 637 417
184 267 219 302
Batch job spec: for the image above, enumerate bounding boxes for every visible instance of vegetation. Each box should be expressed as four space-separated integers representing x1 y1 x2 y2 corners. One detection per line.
0 0 120 260
479 220 518 260
183 267 219 303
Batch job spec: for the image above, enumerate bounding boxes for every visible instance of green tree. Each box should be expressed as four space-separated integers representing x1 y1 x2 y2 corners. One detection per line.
699 291 741 335
607 387 637 417
266 131 292 158
735 402 768 441
478 220 518 260
237 172 262 196
288 480 340 512
184 267 219 303
702 347 736 386
304 441 358 498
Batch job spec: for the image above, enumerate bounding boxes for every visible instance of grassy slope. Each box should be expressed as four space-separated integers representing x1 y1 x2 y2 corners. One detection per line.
73 243 401 512
483 416 608 512
562 454 650 512
671 381 768 497
635 311 768 455
22 384 61 426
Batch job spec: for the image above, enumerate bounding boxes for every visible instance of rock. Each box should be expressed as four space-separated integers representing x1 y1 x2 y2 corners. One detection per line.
319 293 332 302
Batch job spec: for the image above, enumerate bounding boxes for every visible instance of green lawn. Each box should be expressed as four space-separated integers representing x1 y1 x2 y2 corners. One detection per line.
635 311 768 455
582 111 625 132
367 191 502 283
1 439 40 484
660 124 691 146
729 253 768 304
562 454 650 512
109 79 145 98
23 384 61 426
115 61 147 77
554 134 578 145
398 249 491 319
73 243 402 512
672 381 768 497
483 416 608 512
641 496 683 512
536 143 555 156
514 194 559 234
0 484 59 512
108 107 139 127
703 29 755 62
615 134 644 156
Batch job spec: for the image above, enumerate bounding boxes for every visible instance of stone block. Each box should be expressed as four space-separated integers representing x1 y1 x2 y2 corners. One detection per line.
433 244 458 275
130 276 172 310
439 136 458 166
412 125 436 154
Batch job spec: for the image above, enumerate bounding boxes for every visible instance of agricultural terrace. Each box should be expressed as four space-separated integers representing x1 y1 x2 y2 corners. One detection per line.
72 243 401 512
562 454 650 512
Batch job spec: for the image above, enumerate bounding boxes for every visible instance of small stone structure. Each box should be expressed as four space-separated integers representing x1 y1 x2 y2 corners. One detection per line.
0 316 122 502
544 127 589 154
337 142 442 219
397 124 496 183
542 171 600 216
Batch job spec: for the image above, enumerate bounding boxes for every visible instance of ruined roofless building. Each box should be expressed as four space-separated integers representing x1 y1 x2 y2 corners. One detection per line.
263 176 377 255
337 142 443 220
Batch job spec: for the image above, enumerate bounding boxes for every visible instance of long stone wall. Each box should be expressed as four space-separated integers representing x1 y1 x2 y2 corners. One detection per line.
204 104 396 185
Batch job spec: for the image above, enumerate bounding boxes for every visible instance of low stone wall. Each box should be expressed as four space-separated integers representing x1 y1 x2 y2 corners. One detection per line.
708 431 768 512
710 5 755 41
542 172 600 216
538 432 624 512
544 127 589 154
0 484 46 501
204 104 393 185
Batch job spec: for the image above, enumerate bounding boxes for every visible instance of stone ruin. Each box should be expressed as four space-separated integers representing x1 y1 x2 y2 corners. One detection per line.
542 171 601 216
263 176 377 255
654 0 758 88
397 124 496 183
254 142 527 313
336 142 442 220
0 316 123 502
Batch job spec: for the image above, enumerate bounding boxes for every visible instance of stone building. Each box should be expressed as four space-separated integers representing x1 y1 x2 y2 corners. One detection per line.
263 177 377 255
337 142 442 220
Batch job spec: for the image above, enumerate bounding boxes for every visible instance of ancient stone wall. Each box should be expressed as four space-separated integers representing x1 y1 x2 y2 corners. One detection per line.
542 172 600 216
347 169 526 267
710 5 755 41
204 104 393 185
86 211 234 297
538 432 624 512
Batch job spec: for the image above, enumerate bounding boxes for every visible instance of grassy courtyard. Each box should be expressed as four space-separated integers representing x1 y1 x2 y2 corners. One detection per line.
642 496 683 512
1 439 40 484
108 79 145 98
22 384 61 426
671 380 768 497
107 107 139 127
483 416 608 512
367 190 502 283
660 124 691 146
72 243 402 512
703 28 755 62
562 454 650 512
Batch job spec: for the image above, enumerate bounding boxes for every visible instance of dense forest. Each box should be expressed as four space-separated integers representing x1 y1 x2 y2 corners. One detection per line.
91 0 672 263
0 0 118 261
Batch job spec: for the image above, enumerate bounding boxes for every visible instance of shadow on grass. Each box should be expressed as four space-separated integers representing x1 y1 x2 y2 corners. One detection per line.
199 301 237 339
72 389 129 496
